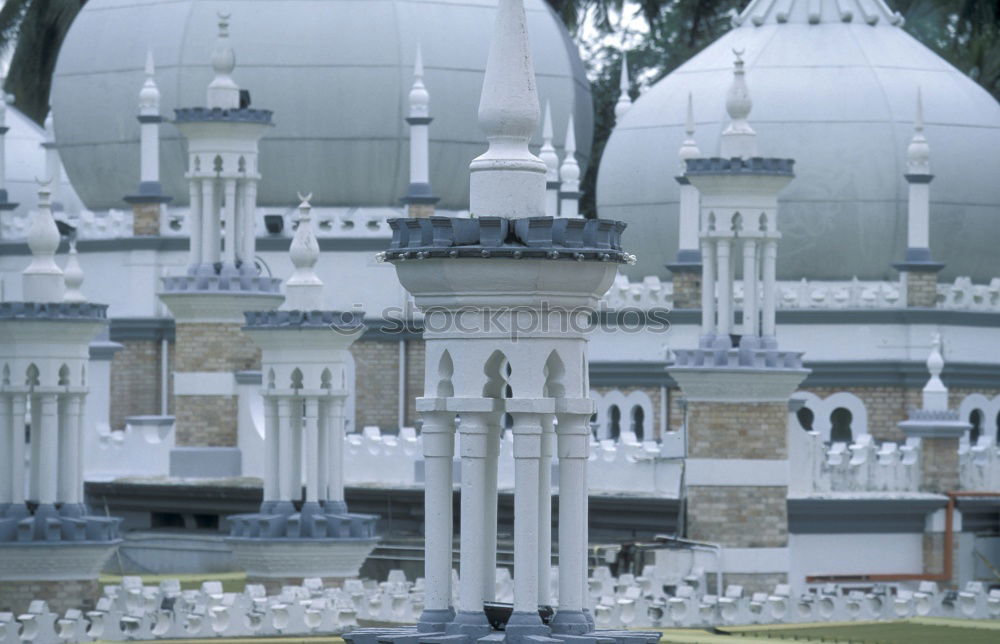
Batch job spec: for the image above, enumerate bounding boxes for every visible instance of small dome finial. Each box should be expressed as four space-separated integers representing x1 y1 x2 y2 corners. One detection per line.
282 192 324 311
720 48 756 158
63 239 86 303
23 179 65 303
207 11 240 110
678 92 701 170
907 87 930 174
139 48 160 115
539 101 559 182
469 0 546 219
922 332 947 411
409 43 430 119
614 49 633 122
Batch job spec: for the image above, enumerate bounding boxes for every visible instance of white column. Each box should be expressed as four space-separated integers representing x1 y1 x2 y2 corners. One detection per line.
290 402 303 502
716 239 732 336
36 393 59 508
327 396 346 509
509 409 543 617
762 239 778 338
277 397 295 502
410 122 430 186
317 397 329 504
482 416 501 602
552 410 590 629
678 182 700 254
140 121 159 185
303 397 320 505
0 394 11 506
700 239 715 339
188 178 203 269
457 411 489 616
10 392 25 505
908 182 930 249
223 178 238 267
242 179 258 267
74 394 86 506
742 239 758 338
201 178 218 265
262 396 279 507
537 413 555 606
29 394 39 501
57 395 74 503
419 408 456 629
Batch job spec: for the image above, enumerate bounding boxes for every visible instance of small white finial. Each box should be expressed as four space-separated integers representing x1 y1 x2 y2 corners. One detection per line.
282 193 324 311
539 101 559 182
559 114 579 187
23 180 65 303
678 92 701 170
409 43 430 119
63 240 86 303
139 48 160 116
922 332 947 411
614 50 632 122
720 49 756 159
907 87 930 174
207 12 240 110
469 0 546 219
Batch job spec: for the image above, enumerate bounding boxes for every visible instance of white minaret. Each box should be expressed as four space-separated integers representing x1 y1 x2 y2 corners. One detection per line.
894 88 943 270
125 50 171 208
719 49 756 159
282 194 323 311
23 182 65 303
403 44 439 217
671 92 701 269
559 114 581 218
42 113 63 211
0 86 17 211
539 101 560 217
614 49 632 122
207 13 240 110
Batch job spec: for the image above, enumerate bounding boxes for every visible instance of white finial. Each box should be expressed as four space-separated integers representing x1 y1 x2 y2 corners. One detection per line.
282 193 324 311
139 48 160 116
23 180 65 303
922 332 947 411
907 87 930 174
469 0 546 219
409 43 430 119
63 240 86 303
560 114 579 186
539 101 559 182
207 12 240 110
720 49 757 159
678 92 701 171
615 50 632 122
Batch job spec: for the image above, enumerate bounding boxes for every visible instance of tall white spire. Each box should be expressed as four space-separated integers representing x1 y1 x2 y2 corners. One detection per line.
409 43 429 119
539 101 560 217
469 0 546 220
720 50 757 159
678 92 700 170
139 49 160 116
23 181 65 303
207 12 240 110
282 194 324 311
63 240 86 303
559 114 581 218
674 92 702 265
403 42 437 214
614 50 632 122
907 87 930 174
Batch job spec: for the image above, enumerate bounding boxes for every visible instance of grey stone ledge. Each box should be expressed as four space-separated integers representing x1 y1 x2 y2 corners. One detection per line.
174 106 273 124
0 301 108 321
243 309 365 331
161 274 282 295
686 156 795 176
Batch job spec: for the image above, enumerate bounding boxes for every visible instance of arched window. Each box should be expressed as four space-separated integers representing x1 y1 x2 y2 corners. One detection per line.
797 407 814 432
969 409 983 445
631 405 645 441
830 408 853 444
608 405 621 440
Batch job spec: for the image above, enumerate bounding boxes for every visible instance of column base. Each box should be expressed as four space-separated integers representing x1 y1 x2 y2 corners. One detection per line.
549 609 589 635
259 500 278 514
324 499 348 515
3 504 29 519
418 607 456 633
445 609 493 639
271 500 296 515
59 503 87 518
504 611 550 644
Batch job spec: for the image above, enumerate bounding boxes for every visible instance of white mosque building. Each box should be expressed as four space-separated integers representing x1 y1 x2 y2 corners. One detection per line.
1 0 1000 634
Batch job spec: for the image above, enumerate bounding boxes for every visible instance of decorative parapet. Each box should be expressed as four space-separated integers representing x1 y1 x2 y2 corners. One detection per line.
161 272 281 294
960 438 1000 490
381 216 633 264
173 107 274 124
244 310 364 331
685 156 795 176
792 430 922 494
0 301 107 320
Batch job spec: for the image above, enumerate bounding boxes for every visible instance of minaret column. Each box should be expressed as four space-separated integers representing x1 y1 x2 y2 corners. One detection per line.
761 238 778 341
200 177 218 268
742 238 758 339
8 391 26 513
261 394 279 513
325 394 347 514
0 393 11 511
126 50 172 234
35 393 60 521
482 412 502 602
275 396 296 514
222 177 238 269
700 238 716 343
188 178 203 270
537 412 555 606
715 238 732 338
301 396 322 522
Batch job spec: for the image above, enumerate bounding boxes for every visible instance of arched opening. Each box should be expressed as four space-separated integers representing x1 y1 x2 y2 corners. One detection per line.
630 405 645 441
758 213 767 232
266 368 276 389
543 351 565 399
2 364 10 386
482 350 505 399
797 407 814 432
213 155 223 173
320 368 332 390
438 350 455 398
830 407 853 444
969 409 983 445
608 405 621 441
730 211 743 234
290 368 303 391
58 364 70 387
25 364 39 388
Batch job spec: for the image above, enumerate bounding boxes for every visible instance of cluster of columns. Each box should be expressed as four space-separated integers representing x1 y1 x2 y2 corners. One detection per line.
185 170 260 272
417 395 594 634
260 389 349 518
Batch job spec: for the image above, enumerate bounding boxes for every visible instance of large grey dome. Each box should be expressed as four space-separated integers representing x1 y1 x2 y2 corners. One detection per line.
597 0 1000 282
51 0 592 212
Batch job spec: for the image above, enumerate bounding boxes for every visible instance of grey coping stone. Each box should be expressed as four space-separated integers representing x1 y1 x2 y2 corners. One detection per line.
173 107 273 124
0 301 108 320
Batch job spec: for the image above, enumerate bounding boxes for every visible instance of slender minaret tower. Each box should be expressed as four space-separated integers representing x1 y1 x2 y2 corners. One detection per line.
893 89 943 307
232 194 376 592
614 49 632 123
668 51 807 595
0 86 18 212
667 93 702 308
559 114 581 218
125 49 172 235
0 183 118 615
402 44 439 218
42 113 63 211
159 13 282 473
348 2 637 643
539 101 560 217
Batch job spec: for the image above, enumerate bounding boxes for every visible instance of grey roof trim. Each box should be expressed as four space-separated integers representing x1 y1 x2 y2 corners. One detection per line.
801 360 1000 388
0 301 108 320
243 309 365 331
788 497 946 534
109 317 175 342
590 361 673 387
0 237 392 256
